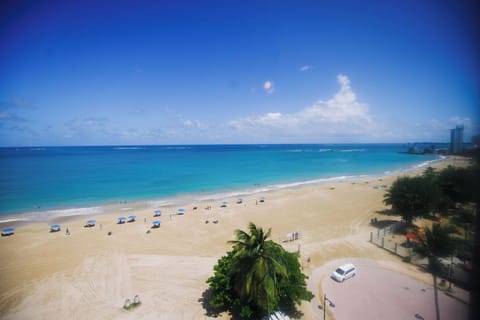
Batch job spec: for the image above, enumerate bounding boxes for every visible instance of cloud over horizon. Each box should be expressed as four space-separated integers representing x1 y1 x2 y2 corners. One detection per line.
229 74 374 141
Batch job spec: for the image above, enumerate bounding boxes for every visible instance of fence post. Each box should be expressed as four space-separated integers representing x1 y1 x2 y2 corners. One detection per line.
381 237 384 248
394 242 397 254
377 229 380 238
370 232 373 242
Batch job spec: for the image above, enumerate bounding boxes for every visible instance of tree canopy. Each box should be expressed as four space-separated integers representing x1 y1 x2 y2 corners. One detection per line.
206 222 313 319
383 175 440 222
383 164 479 222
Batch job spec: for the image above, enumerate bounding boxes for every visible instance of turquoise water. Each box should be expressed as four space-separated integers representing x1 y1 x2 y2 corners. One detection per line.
0 144 440 216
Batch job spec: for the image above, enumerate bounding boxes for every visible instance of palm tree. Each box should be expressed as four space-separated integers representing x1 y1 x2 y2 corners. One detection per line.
414 223 456 320
228 222 287 316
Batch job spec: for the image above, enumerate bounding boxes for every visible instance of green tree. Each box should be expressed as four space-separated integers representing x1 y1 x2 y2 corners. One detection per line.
414 223 457 320
206 223 313 318
438 165 479 204
384 176 440 223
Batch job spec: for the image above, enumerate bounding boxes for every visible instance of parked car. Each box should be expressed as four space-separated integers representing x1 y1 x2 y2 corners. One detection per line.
331 263 357 282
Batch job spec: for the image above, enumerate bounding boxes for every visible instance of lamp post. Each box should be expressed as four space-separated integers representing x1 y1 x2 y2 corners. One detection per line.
323 293 335 320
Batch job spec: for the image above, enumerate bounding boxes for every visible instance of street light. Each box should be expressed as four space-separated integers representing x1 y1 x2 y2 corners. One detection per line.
323 293 335 320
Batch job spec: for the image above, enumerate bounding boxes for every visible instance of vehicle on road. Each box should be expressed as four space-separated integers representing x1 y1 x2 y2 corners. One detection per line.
331 263 357 282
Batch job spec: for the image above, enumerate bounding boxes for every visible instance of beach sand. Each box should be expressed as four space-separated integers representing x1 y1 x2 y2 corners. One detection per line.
0 156 471 319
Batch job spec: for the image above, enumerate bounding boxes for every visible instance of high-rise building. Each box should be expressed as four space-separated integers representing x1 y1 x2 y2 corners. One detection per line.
449 125 464 154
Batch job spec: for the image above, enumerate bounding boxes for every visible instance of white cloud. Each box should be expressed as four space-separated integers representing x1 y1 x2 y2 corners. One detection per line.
449 116 471 126
263 81 274 94
182 119 209 129
229 74 373 141
299 65 312 72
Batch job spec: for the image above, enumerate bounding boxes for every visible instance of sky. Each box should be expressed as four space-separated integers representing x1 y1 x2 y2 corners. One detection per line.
0 0 478 146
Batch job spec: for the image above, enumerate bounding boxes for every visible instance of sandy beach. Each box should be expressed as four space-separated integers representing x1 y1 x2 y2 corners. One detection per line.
0 156 471 319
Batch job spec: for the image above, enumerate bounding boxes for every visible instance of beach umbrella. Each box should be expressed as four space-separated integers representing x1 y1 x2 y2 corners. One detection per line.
259 197 266 202
128 215 136 222
154 210 161 217
406 232 419 241
177 208 185 215
86 219 96 227
1 227 15 236
118 217 126 223
152 220 161 228
50 224 61 232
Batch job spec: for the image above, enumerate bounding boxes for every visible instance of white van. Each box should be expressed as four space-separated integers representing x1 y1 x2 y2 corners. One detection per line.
331 263 357 282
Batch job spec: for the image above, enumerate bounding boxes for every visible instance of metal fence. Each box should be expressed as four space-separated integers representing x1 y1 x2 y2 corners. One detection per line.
369 221 472 290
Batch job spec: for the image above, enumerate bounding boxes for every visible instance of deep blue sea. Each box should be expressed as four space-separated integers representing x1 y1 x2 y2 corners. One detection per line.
0 144 442 217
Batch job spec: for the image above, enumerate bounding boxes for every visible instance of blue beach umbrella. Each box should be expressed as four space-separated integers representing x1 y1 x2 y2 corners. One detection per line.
221 201 228 207
128 215 136 222
177 208 185 215
118 217 126 224
86 219 96 227
237 198 243 204
50 224 61 232
152 220 161 228
1 227 15 236
154 210 162 217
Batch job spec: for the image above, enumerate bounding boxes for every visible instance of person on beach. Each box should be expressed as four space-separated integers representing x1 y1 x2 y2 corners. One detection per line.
65 227 70 235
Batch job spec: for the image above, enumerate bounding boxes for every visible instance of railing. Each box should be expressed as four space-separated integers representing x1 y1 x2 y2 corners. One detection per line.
369 220 472 290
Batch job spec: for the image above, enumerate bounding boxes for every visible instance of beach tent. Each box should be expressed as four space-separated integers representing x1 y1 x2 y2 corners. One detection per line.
153 210 162 217
152 220 161 228
1 227 15 236
177 208 185 215
118 217 126 224
50 224 61 232
128 215 136 222
236 198 243 204
221 201 228 207
86 219 96 227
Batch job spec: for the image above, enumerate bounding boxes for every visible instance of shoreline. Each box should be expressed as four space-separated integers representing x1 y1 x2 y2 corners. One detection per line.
0 154 449 226
0 154 471 319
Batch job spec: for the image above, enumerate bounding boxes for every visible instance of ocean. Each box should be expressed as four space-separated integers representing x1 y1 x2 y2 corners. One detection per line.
0 144 442 219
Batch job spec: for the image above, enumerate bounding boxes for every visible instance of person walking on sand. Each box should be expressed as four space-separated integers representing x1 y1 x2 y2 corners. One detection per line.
66 227 70 235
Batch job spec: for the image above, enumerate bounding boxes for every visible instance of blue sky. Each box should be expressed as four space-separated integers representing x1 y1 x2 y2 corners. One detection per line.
0 0 478 146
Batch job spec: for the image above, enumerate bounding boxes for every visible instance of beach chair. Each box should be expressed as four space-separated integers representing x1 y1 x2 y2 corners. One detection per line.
1 227 15 236
85 220 96 227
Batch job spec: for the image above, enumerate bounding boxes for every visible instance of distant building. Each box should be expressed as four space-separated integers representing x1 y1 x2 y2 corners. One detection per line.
449 125 464 154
